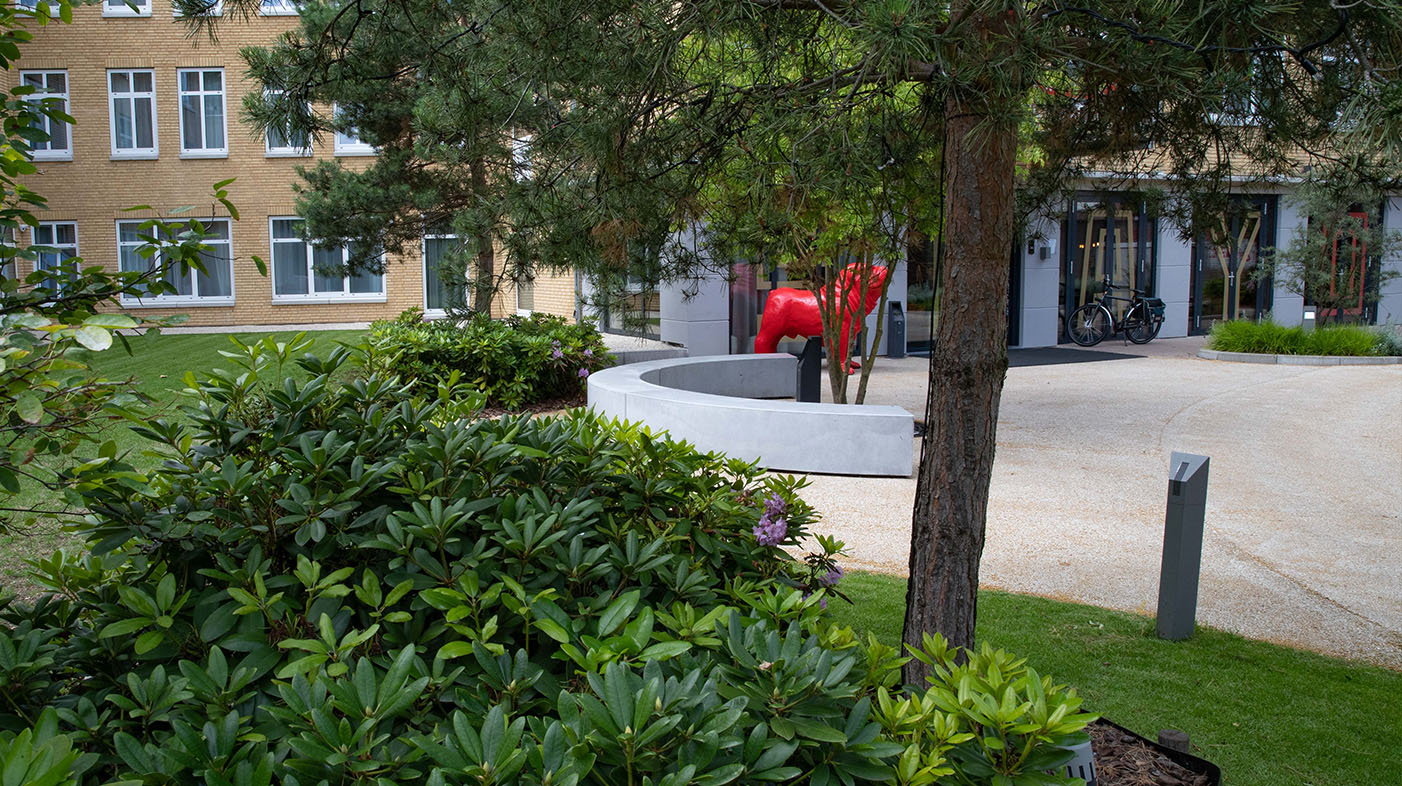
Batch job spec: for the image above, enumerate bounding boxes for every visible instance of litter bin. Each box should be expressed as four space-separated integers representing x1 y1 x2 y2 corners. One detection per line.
887 302 906 359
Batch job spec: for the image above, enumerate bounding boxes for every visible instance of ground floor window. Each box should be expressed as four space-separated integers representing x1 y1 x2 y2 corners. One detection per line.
1059 196 1158 342
1189 197 1275 332
119 218 233 304
271 218 383 301
33 221 78 293
423 231 468 313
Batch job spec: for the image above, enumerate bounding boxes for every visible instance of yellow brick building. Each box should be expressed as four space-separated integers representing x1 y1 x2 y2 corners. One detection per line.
9 0 577 326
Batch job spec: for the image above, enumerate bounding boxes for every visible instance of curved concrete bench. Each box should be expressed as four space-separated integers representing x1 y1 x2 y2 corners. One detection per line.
587 354 913 477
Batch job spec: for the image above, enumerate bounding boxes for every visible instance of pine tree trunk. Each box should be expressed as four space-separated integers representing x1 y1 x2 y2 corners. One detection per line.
902 63 1017 681
469 157 496 316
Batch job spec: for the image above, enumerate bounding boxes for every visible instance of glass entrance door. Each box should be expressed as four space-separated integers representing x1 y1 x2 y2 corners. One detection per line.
1191 197 1276 332
1059 197 1157 342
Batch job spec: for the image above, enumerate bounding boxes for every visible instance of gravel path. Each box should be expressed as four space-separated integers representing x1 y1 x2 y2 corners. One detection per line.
797 338 1402 668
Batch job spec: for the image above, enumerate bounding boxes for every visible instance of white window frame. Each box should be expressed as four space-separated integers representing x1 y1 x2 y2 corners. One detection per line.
423 229 468 317
118 218 235 307
177 67 227 159
515 276 534 316
14 0 39 11
108 69 158 159
512 133 532 181
269 217 386 304
264 90 312 157
31 221 79 292
103 0 151 17
259 0 298 15
332 103 376 156
20 70 71 162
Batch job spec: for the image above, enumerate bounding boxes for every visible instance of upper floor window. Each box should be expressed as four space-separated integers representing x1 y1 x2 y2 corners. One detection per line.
14 0 38 10
178 68 226 157
423 228 467 314
118 218 233 304
270 218 384 301
32 222 78 292
333 104 375 156
103 0 151 17
108 69 157 159
512 133 532 181
260 0 297 15
265 90 311 157
516 276 534 315
20 71 70 161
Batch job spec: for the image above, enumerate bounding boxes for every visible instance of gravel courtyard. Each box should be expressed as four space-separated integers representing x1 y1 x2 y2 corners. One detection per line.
798 336 1402 668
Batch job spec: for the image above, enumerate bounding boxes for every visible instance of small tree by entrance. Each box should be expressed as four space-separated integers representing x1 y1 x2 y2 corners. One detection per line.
1257 169 1401 325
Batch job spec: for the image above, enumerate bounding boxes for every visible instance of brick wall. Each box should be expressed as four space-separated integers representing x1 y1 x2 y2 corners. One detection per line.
10 3 577 326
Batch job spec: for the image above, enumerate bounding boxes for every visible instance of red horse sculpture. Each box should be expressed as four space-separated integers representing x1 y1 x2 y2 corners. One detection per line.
755 264 889 371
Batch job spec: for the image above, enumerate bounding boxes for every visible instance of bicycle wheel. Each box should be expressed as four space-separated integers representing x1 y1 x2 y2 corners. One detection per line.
1067 303 1111 346
1124 304 1162 344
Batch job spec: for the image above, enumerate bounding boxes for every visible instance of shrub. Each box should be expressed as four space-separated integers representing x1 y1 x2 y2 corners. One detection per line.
0 338 1094 786
1373 326 1402 357
1208 319 1384 356
368 311 613 409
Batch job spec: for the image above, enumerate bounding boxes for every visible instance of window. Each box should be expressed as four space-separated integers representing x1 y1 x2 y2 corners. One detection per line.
14 0 38 10
32 222 78 293
177 68 226 157
0 227 15 283
333 104 375 156
423 229 468 314
265 90 311 156
516 276 534 314
108 69 157 158
103 0 151 17
512 133 532 181
259 0 297 15
118 218 233 304
20 71 70 161
270 218 384 301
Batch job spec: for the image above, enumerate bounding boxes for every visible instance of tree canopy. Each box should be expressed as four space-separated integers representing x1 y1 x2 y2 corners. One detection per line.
193 0 1402 679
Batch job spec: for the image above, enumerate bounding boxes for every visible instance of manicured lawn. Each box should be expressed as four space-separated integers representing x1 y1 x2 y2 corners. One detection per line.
0 329 365 592
828 571 1399 786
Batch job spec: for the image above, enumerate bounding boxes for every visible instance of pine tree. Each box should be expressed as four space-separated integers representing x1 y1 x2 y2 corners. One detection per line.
192 0 1402 682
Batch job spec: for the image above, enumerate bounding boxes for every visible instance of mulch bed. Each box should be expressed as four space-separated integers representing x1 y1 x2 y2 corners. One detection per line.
1090 720 1214 786
477 393 585 420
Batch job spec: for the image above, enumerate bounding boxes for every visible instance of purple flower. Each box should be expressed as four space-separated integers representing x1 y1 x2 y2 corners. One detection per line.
583 348 594 358
551 339 561 348
753 512 787 546
552 347 565 359
763 493 787 519
820 565 844 587
578 367 589 378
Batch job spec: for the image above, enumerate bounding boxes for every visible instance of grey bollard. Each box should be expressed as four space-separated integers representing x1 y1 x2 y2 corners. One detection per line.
887 302 906 359
1156 452 1210 640
795 337 823 403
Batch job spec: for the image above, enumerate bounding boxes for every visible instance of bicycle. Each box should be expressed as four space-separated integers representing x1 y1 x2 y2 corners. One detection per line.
1066 277 1166 346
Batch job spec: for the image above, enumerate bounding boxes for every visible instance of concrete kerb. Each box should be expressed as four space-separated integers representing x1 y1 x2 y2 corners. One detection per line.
1198 348 1401 365
587 354 914 477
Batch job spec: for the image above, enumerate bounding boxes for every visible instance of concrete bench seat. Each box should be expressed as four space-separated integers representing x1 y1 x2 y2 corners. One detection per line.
587 354 914 476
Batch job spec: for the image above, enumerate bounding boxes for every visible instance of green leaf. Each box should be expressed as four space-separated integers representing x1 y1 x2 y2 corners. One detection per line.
82 314 138 329
638 641 691 660
437 642 474 660
99 617 151 639
74 325 112 351
788 717 847 744
134 630 164 654
15 391 43 424
598 590 640 637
